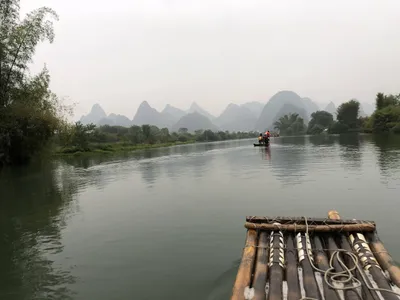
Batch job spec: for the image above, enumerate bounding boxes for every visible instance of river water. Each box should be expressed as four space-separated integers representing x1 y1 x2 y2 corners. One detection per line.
1 134 400 300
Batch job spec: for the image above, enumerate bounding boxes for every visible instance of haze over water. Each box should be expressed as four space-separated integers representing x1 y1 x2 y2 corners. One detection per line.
1 134 400 299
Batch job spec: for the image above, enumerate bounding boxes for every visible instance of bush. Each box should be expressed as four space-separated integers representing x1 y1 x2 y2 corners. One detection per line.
390 123 400 134
372 105 400 132
307 124 326 135
329 122 349 134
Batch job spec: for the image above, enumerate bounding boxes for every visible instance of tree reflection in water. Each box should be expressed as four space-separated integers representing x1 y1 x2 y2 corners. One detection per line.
370 134 400 181
267 136 308 186
0 162 79 300
338 133 363 172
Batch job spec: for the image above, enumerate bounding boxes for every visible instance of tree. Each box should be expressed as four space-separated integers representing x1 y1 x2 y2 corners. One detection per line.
1 3 58 106
307 111 334 134
372 105 400 132
141 124 151 143
375 93 399 111
376 93 385 111
54 122 260 154
194 129 204 136
336 99 360 129
128 125 144 144
202 129 218 141
383 94 400 107
149 125 161 144
71 122 96 149
159 128 170 143
178 128 188 134
0 1 63 165
273 113 306 136
367 93 400 133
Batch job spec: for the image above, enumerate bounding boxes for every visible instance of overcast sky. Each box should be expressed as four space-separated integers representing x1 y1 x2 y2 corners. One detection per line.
21 0 400 119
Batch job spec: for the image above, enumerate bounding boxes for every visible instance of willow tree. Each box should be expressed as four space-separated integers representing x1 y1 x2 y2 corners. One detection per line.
0 1 64 165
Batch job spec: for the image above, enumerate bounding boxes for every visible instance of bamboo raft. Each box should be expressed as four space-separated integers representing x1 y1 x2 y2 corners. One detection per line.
231 210 400 300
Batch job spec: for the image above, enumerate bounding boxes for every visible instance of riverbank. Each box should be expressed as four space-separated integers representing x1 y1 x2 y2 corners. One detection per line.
53 141 197 156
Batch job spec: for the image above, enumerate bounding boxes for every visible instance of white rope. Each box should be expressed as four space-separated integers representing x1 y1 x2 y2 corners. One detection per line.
300 216 400 300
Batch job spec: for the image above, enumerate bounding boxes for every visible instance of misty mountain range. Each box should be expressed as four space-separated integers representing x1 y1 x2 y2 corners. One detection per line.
79 91 375 132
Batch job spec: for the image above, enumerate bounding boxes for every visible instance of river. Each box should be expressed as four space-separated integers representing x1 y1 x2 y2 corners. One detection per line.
1 134 400 300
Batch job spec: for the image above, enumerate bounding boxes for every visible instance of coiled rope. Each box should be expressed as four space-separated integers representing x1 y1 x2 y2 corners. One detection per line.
300 216 400 300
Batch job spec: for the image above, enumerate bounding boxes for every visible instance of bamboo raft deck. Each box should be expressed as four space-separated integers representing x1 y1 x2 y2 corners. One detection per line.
231 210 400 300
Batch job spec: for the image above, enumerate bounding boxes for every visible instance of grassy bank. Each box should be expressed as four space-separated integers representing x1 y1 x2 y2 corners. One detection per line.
54 141 196 156
51 124 259 158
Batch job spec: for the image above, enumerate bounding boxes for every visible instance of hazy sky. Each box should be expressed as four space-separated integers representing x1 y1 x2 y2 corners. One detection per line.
21 0 400 120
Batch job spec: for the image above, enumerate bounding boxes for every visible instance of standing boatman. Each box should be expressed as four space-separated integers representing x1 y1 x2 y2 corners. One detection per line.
264 130 271 144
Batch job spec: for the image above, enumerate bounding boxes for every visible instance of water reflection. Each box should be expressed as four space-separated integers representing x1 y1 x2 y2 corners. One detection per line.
269 136 308 185
308 134 336 146
162 141 241 181
259 146 271 161
55 159 112 191
338 134 363 171
371 134 400 180
138 160 159 188
163 145 216 181
59 153 132 169
190 153 214 179
0 162 77 300
274 136 306 147
55 135 400 192
206 259 240 300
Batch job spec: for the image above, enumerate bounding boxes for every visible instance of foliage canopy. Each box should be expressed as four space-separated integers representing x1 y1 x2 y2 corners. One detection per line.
0 0 68 165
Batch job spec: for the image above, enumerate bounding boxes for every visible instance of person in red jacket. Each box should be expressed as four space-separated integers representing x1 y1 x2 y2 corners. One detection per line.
263 130 271 144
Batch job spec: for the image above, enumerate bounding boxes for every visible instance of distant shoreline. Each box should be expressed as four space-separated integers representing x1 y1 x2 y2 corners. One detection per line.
53 141 195 156
53 137 256 156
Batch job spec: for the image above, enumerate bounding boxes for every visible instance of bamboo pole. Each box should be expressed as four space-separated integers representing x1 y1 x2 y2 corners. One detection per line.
327 211 362 300
313 235 341 300
338 234 380 300
350 233 398 300
327 211 379 300
244 222 375 232
231 229 258 300
285 234 301 300
325 235 362 300
247 215 375 225
367 231 400 288
252 231 269 300
267 229 285 300
297 233 322 299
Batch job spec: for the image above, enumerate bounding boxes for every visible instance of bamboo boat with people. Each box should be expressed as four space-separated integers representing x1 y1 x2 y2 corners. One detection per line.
231 210 400 300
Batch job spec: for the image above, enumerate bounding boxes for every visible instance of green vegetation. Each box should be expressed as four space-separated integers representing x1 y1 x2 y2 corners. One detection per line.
307 111 334 134
0 1 67 166
367 93 400 133
279 94 400 136
327 94 400 134
328 100 361 134
54 123 259 155
273 113 306 136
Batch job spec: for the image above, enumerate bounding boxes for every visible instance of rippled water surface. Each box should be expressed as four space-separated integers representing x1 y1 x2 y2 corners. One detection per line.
1 134 400 299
